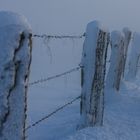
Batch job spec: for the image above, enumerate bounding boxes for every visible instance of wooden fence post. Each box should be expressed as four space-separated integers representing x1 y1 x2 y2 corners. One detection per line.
80 21 109 128
122 28 132 77
0 11 32 140
126 32 140 80
106 31 124 91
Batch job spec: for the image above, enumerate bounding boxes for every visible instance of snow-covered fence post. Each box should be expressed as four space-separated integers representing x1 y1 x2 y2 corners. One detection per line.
80 21 109 128
122 28 132 77
0 11 32 139
126 33 140 80
106 31 124 91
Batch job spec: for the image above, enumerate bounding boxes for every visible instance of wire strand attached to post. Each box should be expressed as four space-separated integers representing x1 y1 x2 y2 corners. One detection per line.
25 95 81 131
33 33 86 39
29 65 83 86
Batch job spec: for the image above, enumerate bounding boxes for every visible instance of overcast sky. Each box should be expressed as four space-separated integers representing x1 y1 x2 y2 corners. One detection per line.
0 0 140 34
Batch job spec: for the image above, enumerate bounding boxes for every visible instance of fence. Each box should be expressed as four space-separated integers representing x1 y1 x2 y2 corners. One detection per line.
24 32 85 139
0 12 139 140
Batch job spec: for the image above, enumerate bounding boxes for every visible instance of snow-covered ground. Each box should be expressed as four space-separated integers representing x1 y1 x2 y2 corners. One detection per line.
63 80 140 140
26 36 140 140
26 37 83 140
1 1 140 140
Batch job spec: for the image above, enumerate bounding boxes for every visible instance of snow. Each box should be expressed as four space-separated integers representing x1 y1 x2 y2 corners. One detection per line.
62 80 140 140
26 19 140 139
27 27 140 140
27 33 83 140
80 20 109 127
106 31 124 90
122 27 131 77
0 11 32 139
81 21 100 126
126 32 140 80
24 19 140 139
0 11 140 140
0 11 31 31
110 31 124 46
27 71 140 140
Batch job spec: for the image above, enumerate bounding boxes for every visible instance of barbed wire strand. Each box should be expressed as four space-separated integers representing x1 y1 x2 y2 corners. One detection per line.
29 66 82 86
33 33 86 39
25 95 81 131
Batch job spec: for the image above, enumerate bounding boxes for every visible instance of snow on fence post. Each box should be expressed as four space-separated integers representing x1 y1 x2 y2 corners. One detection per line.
122 28 132 77
106 31 125 91
0 11 32 140
126 32 140 80
80 21 109 128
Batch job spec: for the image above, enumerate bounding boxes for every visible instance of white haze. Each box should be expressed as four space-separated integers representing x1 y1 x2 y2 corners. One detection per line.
1 0 140 34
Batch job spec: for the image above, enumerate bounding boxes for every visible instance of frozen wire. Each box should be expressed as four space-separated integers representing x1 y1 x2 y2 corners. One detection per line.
25 95 81 131
33 33 85 39
28 65 82 86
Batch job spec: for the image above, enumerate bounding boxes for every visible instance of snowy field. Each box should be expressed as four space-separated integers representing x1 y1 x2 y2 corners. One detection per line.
27 37 83 140
26 36 140 140
1 1 140 140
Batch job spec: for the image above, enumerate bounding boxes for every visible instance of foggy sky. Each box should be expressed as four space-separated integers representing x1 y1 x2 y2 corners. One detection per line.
0 0 140 34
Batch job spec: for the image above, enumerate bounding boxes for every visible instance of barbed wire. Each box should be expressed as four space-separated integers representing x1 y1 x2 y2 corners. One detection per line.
28 65 83 86
25 95 81 131
33 33 86 39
